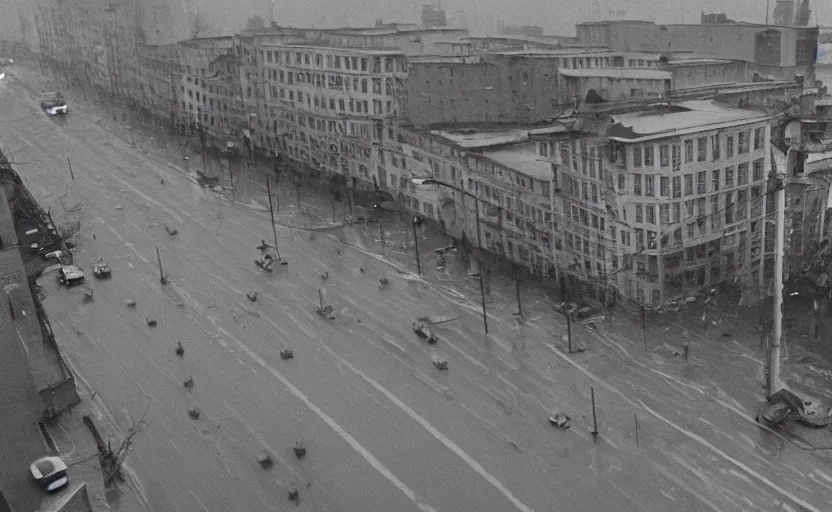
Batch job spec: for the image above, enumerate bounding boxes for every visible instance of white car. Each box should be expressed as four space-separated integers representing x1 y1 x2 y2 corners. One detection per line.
30 456 68 493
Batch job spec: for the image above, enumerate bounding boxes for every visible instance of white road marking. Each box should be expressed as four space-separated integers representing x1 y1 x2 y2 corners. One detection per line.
103 222 149 264
316 344 535 512
227 333 440 512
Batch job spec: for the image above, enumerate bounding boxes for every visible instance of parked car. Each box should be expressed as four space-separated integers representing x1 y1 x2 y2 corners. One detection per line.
30 456 68 493
58 265 85 286
41 98 67 116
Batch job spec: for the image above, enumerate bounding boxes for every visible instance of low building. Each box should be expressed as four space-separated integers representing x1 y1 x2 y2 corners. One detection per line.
403 128 557 274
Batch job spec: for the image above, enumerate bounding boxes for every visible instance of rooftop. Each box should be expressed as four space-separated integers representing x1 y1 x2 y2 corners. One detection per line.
490 48 615 56
431 129 529 149
410 56 482 64
558 67 672 80
483 143 554 180
576 19 817 30
266 44 404 56
606 100 769 142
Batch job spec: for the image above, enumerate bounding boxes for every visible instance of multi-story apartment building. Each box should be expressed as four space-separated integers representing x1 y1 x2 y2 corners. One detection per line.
245 34 409 194
538 101 775 304
173 37 235 141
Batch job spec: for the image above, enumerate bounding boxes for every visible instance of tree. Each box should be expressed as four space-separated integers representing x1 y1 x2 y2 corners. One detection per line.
245 15 265 31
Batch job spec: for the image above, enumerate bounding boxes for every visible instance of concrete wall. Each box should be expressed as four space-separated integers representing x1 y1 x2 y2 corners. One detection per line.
562 75 669 104
405 62 511 126
405 54 562 127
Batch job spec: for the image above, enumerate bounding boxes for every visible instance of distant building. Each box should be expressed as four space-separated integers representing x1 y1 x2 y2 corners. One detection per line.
421 3 447 28
700 12 735 24
499 24 545 37
575 20 818 82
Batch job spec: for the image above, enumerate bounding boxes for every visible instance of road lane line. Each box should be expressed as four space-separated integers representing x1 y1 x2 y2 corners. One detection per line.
226 333 439 512
316 344 535 512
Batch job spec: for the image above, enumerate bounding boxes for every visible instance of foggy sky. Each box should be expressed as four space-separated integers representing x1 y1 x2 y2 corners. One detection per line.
0 0 828 44
200 0 830 36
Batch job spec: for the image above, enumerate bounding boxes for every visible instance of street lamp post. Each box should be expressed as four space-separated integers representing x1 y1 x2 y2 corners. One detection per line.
413 178 492 333
411 178 483 250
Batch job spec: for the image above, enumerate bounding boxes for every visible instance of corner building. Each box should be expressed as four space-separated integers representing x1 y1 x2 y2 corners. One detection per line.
545 102 774 305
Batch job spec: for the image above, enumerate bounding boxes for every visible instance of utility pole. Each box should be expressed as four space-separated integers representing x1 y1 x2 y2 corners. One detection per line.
566 313 573 353
266 177 282 261
513 263 523 318
412 216 421 276
479 268 489 334
768 151 788 397
156 246 168 285
641 304 647 350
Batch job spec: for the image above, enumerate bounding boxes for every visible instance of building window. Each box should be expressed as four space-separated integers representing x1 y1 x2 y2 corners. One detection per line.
660 204 670 224
633 147 642 167
752 158 764 181
618 174 626 191
684 139 693 163
635 204 643 223
738 163 749 185
725 166 734 187
712 169 720 191
697 137 707 162
727 136 734 157
673 202 681 223
634 174 642 195
672 176 681 198
685 174 693 195
738 131 749 153
646 204 655 224
645 175 654 197
754 127 765 150
660 176 669 196
644 146 654 166
697 171 707 194
660 144 669 167
724 192 734 224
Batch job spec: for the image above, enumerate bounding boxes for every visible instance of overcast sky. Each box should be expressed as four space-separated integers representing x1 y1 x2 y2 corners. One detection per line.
1 0 828 43
196 0 830 36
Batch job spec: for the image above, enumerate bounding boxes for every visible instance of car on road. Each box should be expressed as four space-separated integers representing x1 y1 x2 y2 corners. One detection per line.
30 456 68 493
58 265 85 286
41 98 68 116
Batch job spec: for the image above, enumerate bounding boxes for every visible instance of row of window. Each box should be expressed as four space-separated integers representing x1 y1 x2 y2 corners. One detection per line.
260 50 403 74
621 159 765 197
274 87 394 116
264 68 400 97
628 128 766 169
631 186 764 227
